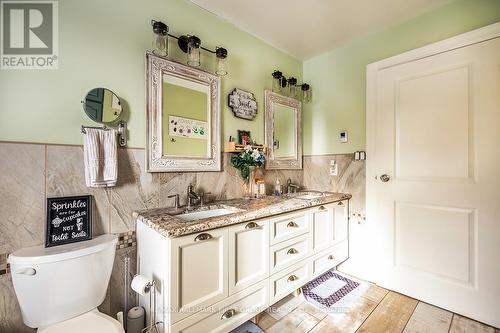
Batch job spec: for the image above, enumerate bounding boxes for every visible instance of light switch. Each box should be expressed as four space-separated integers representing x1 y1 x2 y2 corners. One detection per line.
329 160 338 176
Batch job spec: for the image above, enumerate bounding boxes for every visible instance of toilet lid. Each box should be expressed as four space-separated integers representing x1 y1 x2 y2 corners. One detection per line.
37 309 125 333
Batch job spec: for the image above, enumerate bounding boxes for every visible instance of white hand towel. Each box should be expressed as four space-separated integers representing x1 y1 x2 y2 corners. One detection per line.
83 128 118 187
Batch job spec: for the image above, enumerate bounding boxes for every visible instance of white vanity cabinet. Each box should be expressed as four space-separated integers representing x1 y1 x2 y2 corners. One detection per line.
137 199 349 333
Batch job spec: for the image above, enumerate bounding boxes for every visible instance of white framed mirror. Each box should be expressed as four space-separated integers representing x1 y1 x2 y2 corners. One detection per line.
264 90 302 169
145 52 221 172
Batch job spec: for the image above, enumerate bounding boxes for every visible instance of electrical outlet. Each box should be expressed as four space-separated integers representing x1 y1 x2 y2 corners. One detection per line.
329 160 338 176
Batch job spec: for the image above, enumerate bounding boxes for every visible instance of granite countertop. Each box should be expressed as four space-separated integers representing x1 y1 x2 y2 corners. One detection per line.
133 192 351 238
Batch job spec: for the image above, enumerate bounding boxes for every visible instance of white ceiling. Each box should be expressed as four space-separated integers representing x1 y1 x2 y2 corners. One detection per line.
190 0 452 60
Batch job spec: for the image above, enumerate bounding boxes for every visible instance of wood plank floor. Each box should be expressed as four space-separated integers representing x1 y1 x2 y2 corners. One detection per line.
255 280 499 333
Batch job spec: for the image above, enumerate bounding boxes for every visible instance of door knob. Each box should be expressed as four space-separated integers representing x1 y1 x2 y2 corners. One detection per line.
380 174 390 182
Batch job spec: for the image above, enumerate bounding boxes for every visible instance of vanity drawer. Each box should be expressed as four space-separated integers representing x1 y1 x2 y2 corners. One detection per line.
311 240 348 278
270 234 311 274
270 211 309 245
170 280 269 333
270 261 311 304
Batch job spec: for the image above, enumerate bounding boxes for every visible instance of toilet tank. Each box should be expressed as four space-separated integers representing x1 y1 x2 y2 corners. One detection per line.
8 234 118 328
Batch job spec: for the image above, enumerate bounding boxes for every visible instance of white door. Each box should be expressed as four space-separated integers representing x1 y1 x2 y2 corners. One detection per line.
369 35 500 327
228 220 269 294
170 229 229 323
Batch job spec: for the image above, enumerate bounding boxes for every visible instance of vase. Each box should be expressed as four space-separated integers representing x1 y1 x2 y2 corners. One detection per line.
242 166 256 199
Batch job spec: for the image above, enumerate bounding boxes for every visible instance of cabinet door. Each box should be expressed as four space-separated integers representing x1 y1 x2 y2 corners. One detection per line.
170 229 229 323
311 204 335 253
333 200 348 244
228 220 269 294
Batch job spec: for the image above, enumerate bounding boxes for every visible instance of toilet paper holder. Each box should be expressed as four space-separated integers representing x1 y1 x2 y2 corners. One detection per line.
131 275 162 333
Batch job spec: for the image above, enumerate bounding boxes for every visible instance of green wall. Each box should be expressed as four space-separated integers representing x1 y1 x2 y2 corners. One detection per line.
0 0 301 148
303 0 500 155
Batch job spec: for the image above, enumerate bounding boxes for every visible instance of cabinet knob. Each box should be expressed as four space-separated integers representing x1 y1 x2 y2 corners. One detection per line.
328 255 335 260
245 222 259 229
287 248 299 255
220 308 237 320
287 275 299 282
194 233 212 242
380 174 391 182
287 221 298 228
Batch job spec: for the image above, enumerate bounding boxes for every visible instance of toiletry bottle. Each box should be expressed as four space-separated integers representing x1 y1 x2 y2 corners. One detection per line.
274 178 282 196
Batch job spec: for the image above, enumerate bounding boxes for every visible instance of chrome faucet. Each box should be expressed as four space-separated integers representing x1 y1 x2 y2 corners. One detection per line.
286 178 300 194
187 184 200 209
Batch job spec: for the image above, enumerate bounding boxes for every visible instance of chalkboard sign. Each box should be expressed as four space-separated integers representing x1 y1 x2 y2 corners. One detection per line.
46 195 92 247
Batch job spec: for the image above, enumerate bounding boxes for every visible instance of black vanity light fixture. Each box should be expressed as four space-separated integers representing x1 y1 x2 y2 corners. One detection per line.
272 70 311 102
151 20 229 76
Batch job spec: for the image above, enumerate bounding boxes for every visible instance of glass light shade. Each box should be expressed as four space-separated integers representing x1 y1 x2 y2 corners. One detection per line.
152 35 168 56
187 36 201 67
272 71 282 93
280 77 288 95
216 57 227 76
301 84 311 102
215 47 228 76
151 20 168 57
288 77 297 98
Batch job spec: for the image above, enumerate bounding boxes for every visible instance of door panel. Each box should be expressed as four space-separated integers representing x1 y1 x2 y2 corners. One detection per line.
395 202 475 285
395 65 471 180
170 229 229 323
311 204 334 252
372 37 500 327
334 201 348 244
228 220 269 294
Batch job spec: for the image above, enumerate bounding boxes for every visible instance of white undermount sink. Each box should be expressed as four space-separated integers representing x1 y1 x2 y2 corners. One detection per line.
175 208 238 221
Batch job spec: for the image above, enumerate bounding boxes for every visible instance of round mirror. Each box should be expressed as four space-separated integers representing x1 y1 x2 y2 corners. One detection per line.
83 88 122 123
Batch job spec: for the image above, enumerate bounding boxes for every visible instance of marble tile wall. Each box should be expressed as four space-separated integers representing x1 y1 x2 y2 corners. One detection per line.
303 154 366 219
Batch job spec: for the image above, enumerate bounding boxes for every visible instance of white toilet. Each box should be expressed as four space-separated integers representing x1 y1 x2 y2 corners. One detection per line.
8 234 125 333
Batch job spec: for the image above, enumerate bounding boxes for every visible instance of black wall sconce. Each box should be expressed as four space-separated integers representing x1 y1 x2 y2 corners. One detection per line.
151 20 229 76
272 70 311 102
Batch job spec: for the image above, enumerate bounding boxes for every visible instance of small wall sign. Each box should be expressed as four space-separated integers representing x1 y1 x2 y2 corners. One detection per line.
168 115 208 139
46 195 92 247
228 88 258 120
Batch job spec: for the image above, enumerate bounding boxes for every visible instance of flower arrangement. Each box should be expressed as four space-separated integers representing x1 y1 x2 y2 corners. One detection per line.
231 145 265 183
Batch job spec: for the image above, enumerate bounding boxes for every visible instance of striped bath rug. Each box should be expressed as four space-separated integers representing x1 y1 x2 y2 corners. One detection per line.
301 270 368 314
